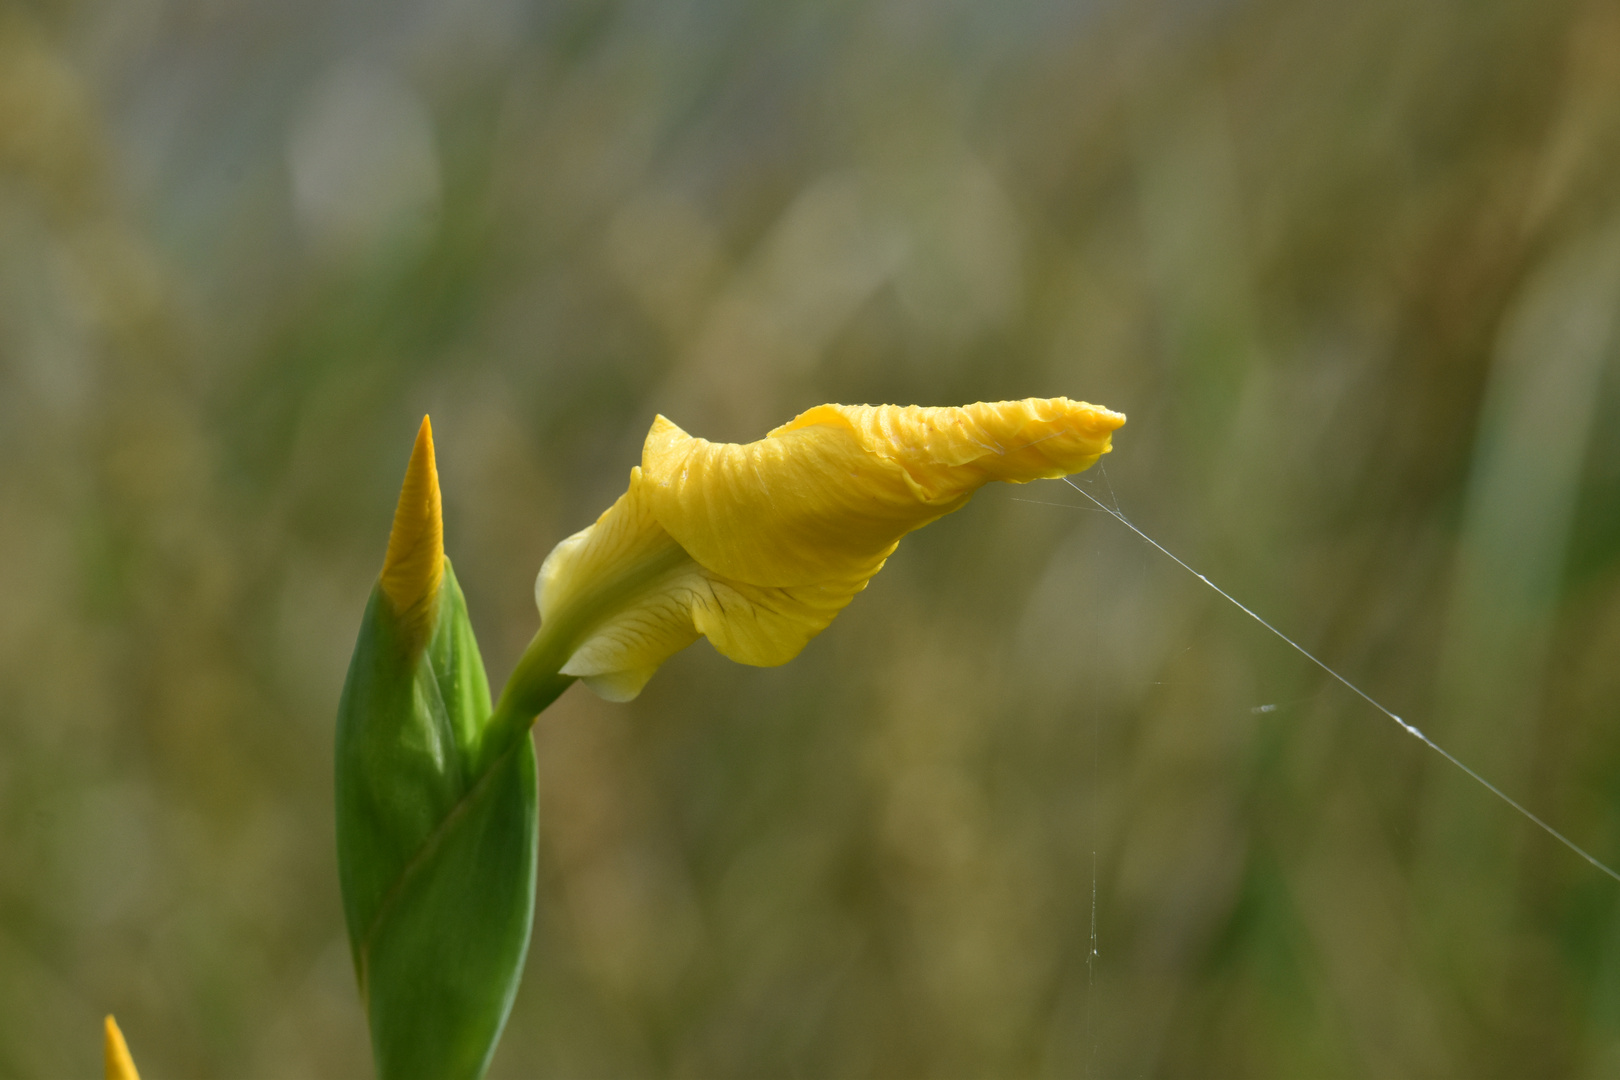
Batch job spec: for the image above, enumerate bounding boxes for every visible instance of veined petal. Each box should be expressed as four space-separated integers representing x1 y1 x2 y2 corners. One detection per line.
641 414 914 589
689 575 861 667
527 398 1124 702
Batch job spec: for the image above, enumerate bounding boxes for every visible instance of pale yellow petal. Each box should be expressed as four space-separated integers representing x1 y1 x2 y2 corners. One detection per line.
537 467 684 621
104 1016 141 1080
380 415 444 637
579 665 663 703
538 467 703 693
560 571 701 698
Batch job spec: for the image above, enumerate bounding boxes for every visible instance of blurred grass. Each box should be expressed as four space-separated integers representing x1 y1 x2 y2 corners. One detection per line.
5 0 1620 1076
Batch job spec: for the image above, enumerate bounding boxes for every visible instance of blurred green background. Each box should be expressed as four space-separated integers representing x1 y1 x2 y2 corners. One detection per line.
5 0 1620 1075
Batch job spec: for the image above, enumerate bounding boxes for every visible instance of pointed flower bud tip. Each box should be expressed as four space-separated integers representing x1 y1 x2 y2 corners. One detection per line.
380 416 445 630
104 1016 141 1080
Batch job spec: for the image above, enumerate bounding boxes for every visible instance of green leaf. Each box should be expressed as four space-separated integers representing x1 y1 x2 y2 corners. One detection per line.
336 559 537 1080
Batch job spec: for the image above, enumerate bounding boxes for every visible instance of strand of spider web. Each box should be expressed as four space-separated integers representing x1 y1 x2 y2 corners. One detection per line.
1060 474 1620 886
1085 708 1099 1080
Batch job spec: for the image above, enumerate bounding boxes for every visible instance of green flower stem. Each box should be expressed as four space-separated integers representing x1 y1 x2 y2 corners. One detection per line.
479 641 574 772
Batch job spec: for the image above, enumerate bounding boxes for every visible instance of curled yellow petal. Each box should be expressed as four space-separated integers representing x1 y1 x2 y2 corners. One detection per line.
104 1016 141 1080
522 398 1124 702
644 397 1124 588
379 415 444 639
800 398 1124 496
536 467 698 701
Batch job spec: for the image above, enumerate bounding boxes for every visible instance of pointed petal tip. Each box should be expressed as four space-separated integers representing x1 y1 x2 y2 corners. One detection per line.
105 1016 141 1080
1090 401 1127 428
380 415 445 627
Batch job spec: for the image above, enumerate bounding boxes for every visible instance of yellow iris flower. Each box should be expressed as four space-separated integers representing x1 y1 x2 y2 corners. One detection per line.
503 398 1124 705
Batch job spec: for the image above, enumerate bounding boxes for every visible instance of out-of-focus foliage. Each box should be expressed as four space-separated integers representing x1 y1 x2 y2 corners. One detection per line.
5 0 1620 1076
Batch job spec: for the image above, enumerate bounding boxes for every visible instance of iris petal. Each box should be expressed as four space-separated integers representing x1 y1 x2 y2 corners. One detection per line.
643 414 912 589
537 468 700 701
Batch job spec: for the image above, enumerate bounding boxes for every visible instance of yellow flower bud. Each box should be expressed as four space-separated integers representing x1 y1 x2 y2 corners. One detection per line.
379 415 444 646
104 1016 141 1080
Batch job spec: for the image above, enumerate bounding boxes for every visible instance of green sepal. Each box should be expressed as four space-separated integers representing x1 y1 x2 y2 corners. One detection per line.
335 559 538 1080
